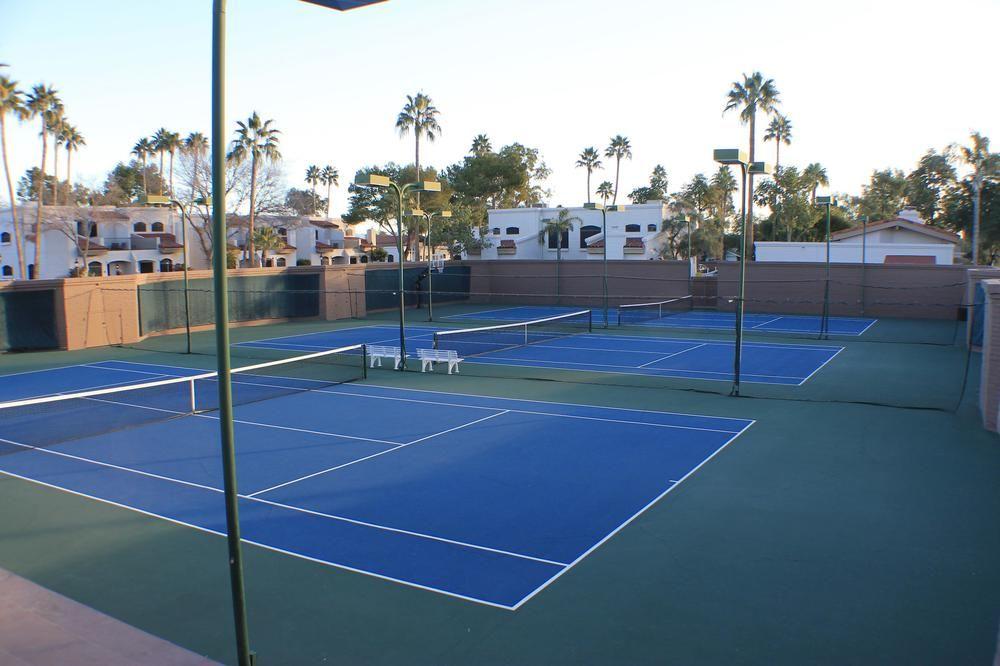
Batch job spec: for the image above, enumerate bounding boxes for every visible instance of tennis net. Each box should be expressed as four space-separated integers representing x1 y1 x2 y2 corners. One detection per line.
434 310 592 358
617 296 694 325
0 343 367 450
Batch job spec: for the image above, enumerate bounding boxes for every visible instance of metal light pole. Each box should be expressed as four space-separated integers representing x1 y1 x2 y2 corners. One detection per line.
407 208 451 321
860 214 868 316
714 150 771 396
356 175 441 367
211 3 386 664
816 195 837 340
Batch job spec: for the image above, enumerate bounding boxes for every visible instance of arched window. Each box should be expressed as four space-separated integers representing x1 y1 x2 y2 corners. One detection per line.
276 257 287 267
387 255 394 262
320 256 330 266
151 222 164 232
160 258 173 272
360 255 369 263
1 265 12 277
647 223 658 232
491 228 500 235
89 223 98 237
579 225 600 248
76 221 86 236
133 222 147 232
0 232 9 244
625 224 641 233
277 227 287 238
547 229 569 249
505 227 520 235
27 264 35 279
87 261 102 277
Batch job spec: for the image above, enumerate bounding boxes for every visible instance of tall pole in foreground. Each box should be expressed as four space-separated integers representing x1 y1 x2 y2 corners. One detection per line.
211 2 253 665
171 199 195 354
584 202 622 328
817 196 836 340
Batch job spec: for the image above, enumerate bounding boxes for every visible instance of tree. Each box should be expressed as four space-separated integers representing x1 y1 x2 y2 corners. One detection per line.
50 114 66 205
709 167 737 222
629 165 668 204
445 143 546 210
499 143 550 206
304 164 321 216
802 163 828 205
596 181 613 206
132 137 154 197
151 128 171 195
941 179 1000 264
754 166 818 241
604 135 632 205
396 92 441 210
183 132 208 202
320 164 338 218
905 149 955 224
538 208 580 299
284 188 328 217
164 131 181 197
858 169 907 221
25 83 61 278
470 134 491 157
62 124 84 206
0 74 29 278
576 147 603 204
763 114 792 239
955 132 1000 265
724 72 780 256
253 225 284 266
227 112 281 266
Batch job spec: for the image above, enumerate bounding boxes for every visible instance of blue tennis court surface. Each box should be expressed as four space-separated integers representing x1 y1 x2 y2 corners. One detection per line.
446 305 878 336
241 325 844 386
0 360 753 609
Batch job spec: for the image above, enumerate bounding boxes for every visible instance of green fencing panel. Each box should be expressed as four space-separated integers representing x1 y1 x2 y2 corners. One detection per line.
138 273 321 336
365 266 424 310
0 289 59 351
420 265 471 304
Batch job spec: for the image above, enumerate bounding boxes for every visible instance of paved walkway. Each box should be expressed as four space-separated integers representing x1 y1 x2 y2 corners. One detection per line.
0 567 217 666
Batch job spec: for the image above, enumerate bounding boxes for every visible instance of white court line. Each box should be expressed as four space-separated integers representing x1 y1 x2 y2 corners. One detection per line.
442 306 525 319
637 343 707 368
749 316 784 329
795 345 846 386
853 318 879 336
509 418 757 610
248 410 510 496
469 354 807 381
0 468 519 611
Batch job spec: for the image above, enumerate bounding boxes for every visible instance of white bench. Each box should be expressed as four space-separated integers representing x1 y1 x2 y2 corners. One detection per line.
417 348 463 375
368 345 402 370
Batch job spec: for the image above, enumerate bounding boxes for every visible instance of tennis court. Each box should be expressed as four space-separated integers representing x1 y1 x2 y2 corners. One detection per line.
446 304 878 336
240 323 844 386
0 359 753 609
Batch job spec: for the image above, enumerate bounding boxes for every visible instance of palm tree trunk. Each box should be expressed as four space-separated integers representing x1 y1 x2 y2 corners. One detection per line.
191 154 199 201
52 139 59 206
168 150 175 198
586 169 591 205
612 157 621 205
1 114 26 278
311 182 317 215
159 150 165 195
326 182 332 218
972 180 982 265
66 148 73 206
773 142 780 241
33 125 48 278
140 154 148 196
746 115 756 260
248 158 258 266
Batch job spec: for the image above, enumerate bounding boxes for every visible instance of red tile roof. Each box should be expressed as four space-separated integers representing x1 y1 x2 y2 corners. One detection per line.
76 237 108 252
624 238 644 248
310 220 340 229
830 218 959 243
884 254 936 265
499 239 516 248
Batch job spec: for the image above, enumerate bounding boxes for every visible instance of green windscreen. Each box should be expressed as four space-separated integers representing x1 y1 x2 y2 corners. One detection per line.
0 289 59 351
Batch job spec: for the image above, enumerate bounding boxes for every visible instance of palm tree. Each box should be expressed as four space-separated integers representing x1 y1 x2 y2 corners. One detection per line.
471 134 491 157
538 208 581 303
227 112 281 266
151 128 171 195
50 114 66 205
956 132 1000 265
305 165 321 216
0 75 29 278
395 92 441 209
604 135 632 205
802 163 828 205
25 84 61 278
320 165 338 218
164 131 181 197
183 132 208 201
253 226 284 267
763 113 792 239
724 72 780 256
710 166 737 221
596 181 614 206
576 147 603 204
62 124 85 206
132 138 154 197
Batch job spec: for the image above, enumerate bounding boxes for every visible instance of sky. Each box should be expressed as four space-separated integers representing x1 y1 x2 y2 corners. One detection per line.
3 0 999 216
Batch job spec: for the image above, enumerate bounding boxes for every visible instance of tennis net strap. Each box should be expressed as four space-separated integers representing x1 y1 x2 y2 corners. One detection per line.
617 296 693 325
0 343 367 450
433 310 592 358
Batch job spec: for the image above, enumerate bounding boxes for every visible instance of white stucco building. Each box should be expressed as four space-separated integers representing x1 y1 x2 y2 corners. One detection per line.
755 207 961 265
465 202 676 261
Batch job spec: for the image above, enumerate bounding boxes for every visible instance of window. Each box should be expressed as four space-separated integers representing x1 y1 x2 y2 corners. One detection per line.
277 227 288 238
138 260 154 274
491 227 500 235
133 222 147 232
579 225 600 248
349 256 358 264
505 226 520 235
151 222 164 232
387 255 394 263
0 232 9 244
625 224 641 233
27 264 35 279
275 257 286 267
320 256 330 266
360 255 369 263
88 261 102 277
647 223 658 232
160 258 173 272
1 265 12 277
547 229 569 249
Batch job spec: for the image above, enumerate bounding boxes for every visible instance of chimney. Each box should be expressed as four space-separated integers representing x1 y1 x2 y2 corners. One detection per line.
366 228 376 244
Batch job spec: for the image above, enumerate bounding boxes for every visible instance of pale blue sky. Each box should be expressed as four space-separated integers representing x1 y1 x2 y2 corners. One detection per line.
3 0 998 214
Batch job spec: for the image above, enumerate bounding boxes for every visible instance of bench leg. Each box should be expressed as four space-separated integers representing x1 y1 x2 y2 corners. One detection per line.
394 356 401 370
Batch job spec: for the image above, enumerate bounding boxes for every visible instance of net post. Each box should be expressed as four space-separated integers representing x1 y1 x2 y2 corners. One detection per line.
189 378 197 413
587 309 593 333
361 344 368 380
